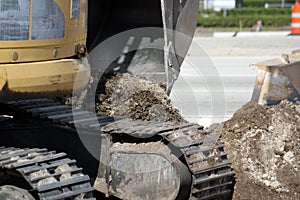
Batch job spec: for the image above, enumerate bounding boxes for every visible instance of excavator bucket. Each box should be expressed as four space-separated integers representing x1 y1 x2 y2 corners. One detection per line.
251 50 300 105
87 0 199 93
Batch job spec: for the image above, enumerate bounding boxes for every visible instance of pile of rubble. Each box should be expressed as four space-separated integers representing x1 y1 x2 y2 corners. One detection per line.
220 101 300 200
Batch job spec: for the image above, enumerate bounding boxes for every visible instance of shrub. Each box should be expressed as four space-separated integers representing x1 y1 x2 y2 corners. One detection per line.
198 15 291 27
198 8 291 27
243 0 294 7
226 8 291 15
200 8 291 16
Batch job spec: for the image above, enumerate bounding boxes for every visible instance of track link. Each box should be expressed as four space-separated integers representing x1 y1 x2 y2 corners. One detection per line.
0 147 94 200
5 98 234 199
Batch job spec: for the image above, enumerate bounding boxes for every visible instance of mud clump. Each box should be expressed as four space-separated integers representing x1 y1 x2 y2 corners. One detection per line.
96 73 183 122
221 101 300 200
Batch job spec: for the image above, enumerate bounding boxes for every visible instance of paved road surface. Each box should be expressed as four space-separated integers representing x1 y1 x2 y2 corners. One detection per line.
170 36 300 127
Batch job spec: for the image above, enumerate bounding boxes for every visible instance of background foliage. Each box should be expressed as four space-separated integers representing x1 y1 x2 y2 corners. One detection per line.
198 8 292 27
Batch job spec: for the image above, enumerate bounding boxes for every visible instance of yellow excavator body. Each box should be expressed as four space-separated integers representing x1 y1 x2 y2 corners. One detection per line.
0 0 90 100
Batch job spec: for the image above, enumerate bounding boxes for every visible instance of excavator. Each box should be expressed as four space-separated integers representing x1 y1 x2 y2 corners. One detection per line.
1 0 298 200
0 0 235 199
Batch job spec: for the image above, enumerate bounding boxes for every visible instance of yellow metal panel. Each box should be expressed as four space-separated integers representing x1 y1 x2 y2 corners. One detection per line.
0 58 90 101
0 68 7 91
0 44 77 63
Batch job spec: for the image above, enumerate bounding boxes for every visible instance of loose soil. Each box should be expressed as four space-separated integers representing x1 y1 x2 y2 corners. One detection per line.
220 101 300 200
95 73 183 122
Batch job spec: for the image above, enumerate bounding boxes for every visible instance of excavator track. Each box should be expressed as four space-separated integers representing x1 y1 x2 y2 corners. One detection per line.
162 128 234 200
3 98 234 200
0 147 94 200
103 120 234 200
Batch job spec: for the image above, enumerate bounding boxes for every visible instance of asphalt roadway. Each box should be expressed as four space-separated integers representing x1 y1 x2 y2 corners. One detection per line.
170 36 300 127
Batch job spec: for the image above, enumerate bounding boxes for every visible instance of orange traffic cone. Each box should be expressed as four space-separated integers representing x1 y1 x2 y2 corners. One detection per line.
291 0 300 34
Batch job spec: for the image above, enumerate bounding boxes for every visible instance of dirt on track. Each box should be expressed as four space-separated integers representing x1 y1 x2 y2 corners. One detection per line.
95 73 183 122
220 101 300 200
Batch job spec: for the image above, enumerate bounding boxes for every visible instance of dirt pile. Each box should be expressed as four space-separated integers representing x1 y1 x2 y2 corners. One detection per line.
221 101 300 200
96 73 183 122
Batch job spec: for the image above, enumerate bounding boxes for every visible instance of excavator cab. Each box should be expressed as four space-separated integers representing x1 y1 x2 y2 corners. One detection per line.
0 0 90 100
